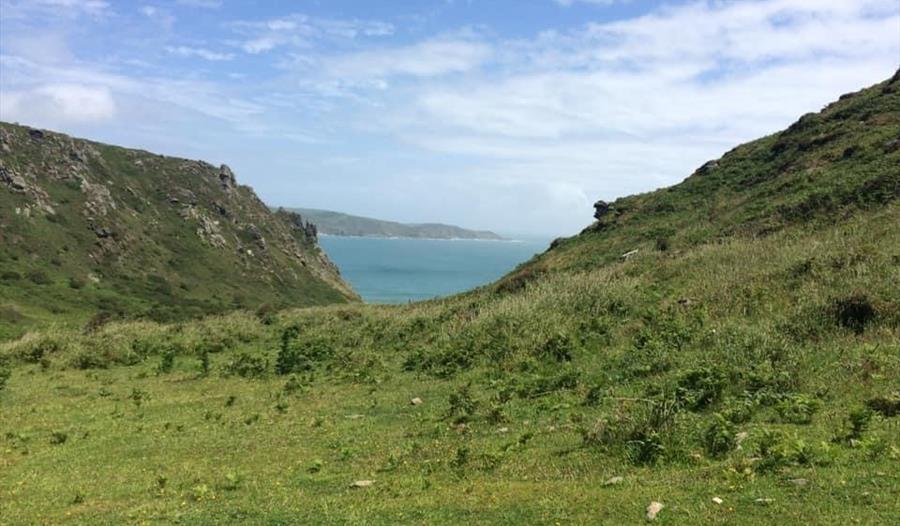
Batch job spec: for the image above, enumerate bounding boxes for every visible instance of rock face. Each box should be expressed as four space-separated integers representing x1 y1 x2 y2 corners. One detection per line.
0 122 358 326
593 200 610 220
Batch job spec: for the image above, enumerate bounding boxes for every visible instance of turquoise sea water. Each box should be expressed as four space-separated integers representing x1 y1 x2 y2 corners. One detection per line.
318 236 549 304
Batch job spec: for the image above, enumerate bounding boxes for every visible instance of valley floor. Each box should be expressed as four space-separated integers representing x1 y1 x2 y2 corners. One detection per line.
2 205 899 525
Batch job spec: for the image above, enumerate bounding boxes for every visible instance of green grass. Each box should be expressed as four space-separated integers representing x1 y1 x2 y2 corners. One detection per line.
2 201 898 524
1 72 899 525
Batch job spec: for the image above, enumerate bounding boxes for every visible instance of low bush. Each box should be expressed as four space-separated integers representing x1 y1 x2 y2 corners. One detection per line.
0 357 10 393
223 353 269 379
775 394 820 424
830 293 877 334
703 414 737 458
447 384 478 424
675 367 727 410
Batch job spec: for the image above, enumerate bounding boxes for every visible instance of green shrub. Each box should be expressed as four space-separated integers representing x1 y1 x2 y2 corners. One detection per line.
156 348 176 374
703 414 737 458
283 375 304 395
835 408 873 444
223 353 269 379
675 367 726 410
830 293 877 334
26 270 52 285
625 431 665 465
866 393 900 417
15 336 63 363
72 351 110 370
0 357 11 393
775 394 820 424
447 384 478 424
754 429 789 473
534 332 574 362
276 327 333 375
0 271 21 282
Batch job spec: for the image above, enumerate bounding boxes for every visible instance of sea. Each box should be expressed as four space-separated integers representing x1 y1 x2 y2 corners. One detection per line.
317 236 550 303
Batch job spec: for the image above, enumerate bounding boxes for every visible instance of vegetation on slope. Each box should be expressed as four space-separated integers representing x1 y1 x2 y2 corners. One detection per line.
0 74 898 524
0 123 357 339
282 207 503 240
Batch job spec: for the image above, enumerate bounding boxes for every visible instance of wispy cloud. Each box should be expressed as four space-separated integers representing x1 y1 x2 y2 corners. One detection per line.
165 45 233 61
175 0 221 8
323 37 491 79
231 14 394 55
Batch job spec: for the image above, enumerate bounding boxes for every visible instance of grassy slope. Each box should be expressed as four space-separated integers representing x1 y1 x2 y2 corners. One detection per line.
0 124 357 340
1 76 899 524
284 207 503 240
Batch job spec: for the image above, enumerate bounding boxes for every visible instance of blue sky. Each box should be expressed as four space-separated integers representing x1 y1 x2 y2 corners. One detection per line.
1 0 898 236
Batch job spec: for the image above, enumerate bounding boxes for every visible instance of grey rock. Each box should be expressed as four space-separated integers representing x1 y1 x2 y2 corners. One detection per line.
593 200 610 220
219 164 236 190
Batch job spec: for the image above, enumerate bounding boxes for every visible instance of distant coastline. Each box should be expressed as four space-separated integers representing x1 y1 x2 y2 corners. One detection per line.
278 207 505 241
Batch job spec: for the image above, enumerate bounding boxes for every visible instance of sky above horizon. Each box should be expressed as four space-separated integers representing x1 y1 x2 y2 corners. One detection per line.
1 0 898 237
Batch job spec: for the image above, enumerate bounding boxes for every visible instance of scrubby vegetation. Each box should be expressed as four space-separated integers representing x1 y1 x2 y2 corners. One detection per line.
0 75 898 524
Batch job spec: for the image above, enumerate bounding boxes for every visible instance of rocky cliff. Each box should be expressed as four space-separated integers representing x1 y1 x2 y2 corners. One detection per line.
0 122 357 337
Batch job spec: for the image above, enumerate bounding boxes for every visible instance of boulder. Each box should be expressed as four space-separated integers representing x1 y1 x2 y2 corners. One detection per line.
219 164 236 190
593 200 610 220
0 166 28 192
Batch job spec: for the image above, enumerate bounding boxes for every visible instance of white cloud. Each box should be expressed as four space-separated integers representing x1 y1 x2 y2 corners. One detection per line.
324 38 491 79
232 14 394 55
0 0 110 19
0 83 116 124
139 5 176 27
175 0 222 8
165 45 234 61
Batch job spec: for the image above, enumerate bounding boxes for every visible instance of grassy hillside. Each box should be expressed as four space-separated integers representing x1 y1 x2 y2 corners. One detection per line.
0 123 357 339
283 207 503 240
1 74 898 524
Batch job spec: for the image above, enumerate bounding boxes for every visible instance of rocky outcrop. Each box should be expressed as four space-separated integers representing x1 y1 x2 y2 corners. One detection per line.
0 121 359 323
593 200 610 220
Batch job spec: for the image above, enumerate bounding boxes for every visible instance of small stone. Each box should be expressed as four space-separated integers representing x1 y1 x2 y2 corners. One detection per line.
788 478 808 487
497 427 509 434
621 249 640 261
712 497 723 505
410 397 423 406
646 501 664 521
350 480 373 489
603 476 624 487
